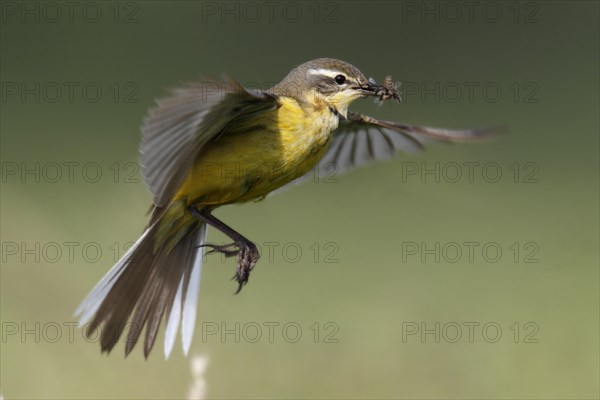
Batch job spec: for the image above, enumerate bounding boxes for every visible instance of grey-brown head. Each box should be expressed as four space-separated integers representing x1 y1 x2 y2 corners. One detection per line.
272 58 385 117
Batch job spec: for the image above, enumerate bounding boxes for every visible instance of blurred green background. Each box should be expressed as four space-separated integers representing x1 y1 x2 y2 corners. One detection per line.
1 1 598 399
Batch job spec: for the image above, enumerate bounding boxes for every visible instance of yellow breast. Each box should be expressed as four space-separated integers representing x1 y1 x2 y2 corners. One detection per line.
277 96 339 168
175 95 339 205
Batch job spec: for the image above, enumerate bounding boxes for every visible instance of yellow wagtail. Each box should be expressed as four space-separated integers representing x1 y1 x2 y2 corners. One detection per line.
76 58 496 358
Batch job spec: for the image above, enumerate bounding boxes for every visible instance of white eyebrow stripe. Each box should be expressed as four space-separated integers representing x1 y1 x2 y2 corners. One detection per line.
307 68 342 78
307 68 356 83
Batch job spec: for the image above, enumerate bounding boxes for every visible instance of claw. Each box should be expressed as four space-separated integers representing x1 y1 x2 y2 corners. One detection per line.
233 272 249 295
200 239 260 294
232 240 259 294
234 280 245 295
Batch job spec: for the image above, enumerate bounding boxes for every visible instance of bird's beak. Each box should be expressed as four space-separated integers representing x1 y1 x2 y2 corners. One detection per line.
353 79 382 96
353 78 401 102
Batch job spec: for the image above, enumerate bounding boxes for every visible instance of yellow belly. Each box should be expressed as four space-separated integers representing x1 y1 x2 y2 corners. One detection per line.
174 96 338 205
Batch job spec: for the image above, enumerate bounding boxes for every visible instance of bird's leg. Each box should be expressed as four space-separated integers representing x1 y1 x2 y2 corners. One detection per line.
188 205 260 294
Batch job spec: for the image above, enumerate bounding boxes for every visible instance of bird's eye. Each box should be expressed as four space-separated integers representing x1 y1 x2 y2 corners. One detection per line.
334 75 346 85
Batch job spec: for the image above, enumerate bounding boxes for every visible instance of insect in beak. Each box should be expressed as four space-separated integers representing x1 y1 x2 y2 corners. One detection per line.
354 76 401 104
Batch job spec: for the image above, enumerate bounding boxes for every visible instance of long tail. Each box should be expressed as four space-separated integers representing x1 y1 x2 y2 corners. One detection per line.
75 205 206 358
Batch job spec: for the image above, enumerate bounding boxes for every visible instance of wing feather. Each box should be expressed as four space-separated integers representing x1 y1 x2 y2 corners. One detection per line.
140 79 279 206
274 111 501 192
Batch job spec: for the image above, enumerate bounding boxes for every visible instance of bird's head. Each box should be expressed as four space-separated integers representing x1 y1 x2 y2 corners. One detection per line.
272 58 388 118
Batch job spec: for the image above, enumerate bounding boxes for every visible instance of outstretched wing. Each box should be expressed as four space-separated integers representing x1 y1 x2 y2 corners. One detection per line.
140 79 279 207
278 111 501 190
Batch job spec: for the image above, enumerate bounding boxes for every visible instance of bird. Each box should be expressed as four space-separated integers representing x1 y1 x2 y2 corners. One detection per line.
75 58 497 359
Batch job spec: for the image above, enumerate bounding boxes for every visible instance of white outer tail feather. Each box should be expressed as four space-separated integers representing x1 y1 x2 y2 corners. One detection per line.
164 223 207 359
75 223 207 359
182 223 207 355
164 277 183 358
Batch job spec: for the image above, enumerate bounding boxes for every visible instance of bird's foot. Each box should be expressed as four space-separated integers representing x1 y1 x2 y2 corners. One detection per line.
200 240 260 294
